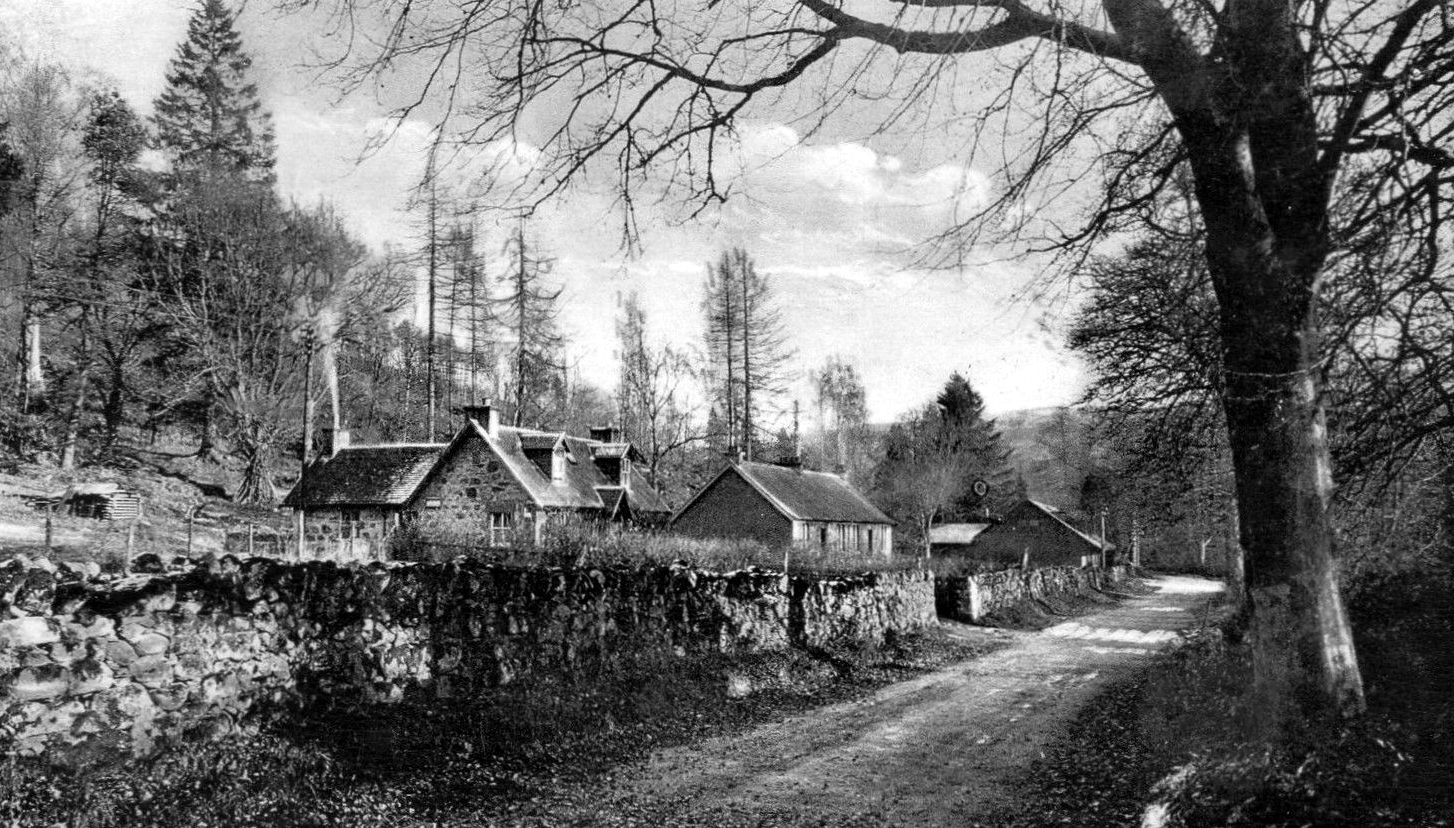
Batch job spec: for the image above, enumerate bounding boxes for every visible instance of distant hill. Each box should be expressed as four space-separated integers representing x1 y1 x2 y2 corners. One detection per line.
861 406 1098 511
992 406 1096 509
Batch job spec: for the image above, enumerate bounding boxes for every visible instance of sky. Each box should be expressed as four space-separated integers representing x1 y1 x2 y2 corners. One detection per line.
2 0 1090 423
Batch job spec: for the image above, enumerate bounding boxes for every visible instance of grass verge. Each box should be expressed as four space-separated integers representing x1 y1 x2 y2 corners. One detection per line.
978 566 1454 828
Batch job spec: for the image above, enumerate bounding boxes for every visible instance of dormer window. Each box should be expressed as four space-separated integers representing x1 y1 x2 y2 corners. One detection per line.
552 448 566 483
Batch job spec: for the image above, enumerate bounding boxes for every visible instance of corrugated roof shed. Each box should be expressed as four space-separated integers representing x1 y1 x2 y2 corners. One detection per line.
732 462 894 525
282 444 445 507
929 522 993 545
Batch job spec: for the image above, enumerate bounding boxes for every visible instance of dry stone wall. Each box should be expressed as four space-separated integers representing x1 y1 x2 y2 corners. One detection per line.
0 555 932 761
938 564 1131 622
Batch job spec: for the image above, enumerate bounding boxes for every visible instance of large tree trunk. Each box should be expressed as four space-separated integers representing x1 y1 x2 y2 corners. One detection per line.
235 439 275 505
1216 265 1365 718
103 360 126 452
1151 36 1367 714
1222 358 1362 716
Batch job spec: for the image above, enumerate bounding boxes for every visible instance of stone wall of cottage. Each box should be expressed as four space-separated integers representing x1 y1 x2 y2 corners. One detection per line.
936 564 1131 622
413 437 538 539
0 555 933 761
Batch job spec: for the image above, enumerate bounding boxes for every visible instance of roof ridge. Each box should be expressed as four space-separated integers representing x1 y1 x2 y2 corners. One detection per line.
339 442 448 450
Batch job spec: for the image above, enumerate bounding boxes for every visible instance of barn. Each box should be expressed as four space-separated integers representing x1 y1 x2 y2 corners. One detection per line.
670 461 894 558
931 499 1112 570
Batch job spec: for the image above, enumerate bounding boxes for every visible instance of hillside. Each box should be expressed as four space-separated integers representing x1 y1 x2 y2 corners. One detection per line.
993 406 1096 509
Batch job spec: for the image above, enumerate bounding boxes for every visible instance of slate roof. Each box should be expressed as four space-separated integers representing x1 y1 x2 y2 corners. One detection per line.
460 422 671 515
284 421 671 518
282 444 445 507
685 461 894 525
1027 500 1114 551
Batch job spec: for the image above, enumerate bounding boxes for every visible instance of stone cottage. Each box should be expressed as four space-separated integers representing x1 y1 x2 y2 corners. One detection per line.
930 499 1113 570
282 404 672 558
670 461 895 557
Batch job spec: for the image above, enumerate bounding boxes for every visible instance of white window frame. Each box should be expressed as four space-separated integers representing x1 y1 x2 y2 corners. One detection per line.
489 511 514 546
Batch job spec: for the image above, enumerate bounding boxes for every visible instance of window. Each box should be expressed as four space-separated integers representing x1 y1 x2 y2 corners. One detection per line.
465 487 479 499
819 525 828 547
341 508 361 524
489 511 514 546
868 528 875 551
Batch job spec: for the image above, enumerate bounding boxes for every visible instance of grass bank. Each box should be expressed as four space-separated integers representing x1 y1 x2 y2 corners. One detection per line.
979 565 1454 827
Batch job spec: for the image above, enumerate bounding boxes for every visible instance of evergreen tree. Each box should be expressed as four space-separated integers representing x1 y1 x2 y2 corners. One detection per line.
147 0 279 459
873 372 1016 554
59 91 150 467
152 0 274 185
934 372 1016 517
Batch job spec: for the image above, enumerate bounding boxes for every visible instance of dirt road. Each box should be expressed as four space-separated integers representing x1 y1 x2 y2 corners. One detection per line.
578 575 1223 827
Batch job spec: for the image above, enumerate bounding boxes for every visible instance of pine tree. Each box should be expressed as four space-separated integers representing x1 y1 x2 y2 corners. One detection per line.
60 91 149 467
152 0 274 185
873 372 1016 554
934 372 1016 517
147 0 278 460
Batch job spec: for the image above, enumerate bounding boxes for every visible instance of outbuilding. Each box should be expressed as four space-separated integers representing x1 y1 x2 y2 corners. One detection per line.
670 461 894 557
931 499 1112 570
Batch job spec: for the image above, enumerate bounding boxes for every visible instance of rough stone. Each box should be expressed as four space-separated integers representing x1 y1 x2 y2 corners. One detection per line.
132 631 170 657
104 639 138 666
69 659 114 695
128 655 172 688
13 664 71 701
0 617 59 649
3 556 936 760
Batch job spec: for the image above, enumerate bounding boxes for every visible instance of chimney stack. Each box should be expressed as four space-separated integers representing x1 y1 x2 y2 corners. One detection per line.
589 425 622 443
461 401 499 436
323 427 351 457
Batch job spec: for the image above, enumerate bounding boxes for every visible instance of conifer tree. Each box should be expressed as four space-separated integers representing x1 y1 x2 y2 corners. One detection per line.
701 248 791 461
148 0 278 460
152 0 274 185
873 372 1016 554
497 223 563 428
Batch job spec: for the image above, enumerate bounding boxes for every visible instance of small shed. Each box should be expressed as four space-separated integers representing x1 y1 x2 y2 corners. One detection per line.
928 522 993 556
56 483 143 521
670 461 895 557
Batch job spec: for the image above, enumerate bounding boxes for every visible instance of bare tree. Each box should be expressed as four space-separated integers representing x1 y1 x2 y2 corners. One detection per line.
497 222 564 428
617 292 699 484
0 60 86 454
812 355 872 483
702 248 792 460
280 0 1454 716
